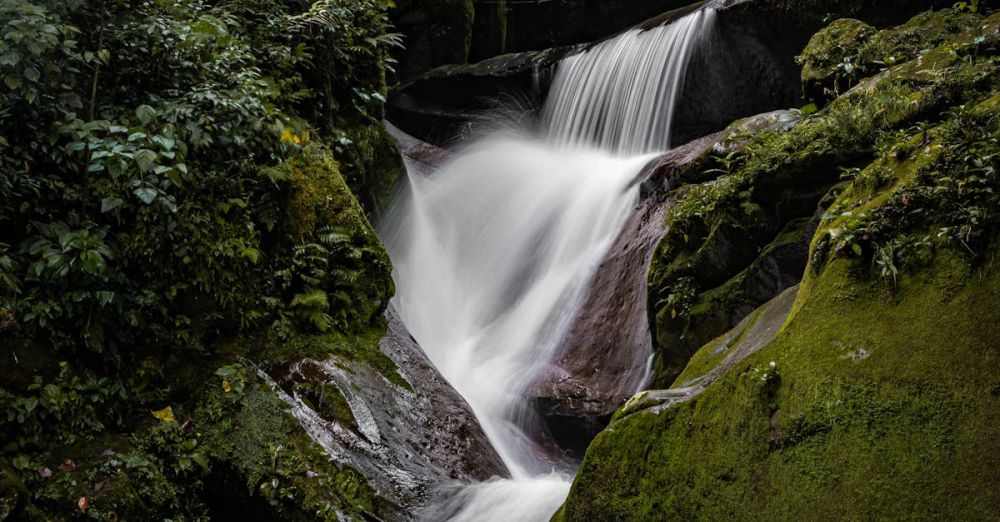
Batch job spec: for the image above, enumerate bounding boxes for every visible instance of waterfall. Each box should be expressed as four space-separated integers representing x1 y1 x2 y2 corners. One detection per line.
542 8 717 155
380 8 715 521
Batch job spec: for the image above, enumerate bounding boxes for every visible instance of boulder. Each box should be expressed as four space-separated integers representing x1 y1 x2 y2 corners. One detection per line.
208 306 508 520
556 14 1000 519
388 46 580 146
386 122 451 176
389 0 956 148
527 111 800 452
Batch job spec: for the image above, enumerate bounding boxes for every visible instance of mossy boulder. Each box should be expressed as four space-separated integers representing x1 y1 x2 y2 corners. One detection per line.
341 122 406 217
560 247 1000 520
798 18 877 103
193 308 505 520
558 11 1000 520
648 8 1000 387
263 142 394 332
799 10 983 105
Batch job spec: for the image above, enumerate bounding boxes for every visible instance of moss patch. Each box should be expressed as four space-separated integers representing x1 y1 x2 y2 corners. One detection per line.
648 9 1000 386
564 241 1000 521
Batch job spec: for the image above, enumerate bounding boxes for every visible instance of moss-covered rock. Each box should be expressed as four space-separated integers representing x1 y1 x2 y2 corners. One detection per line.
798 18 877 102
263 142 394 333
648 8 1000 387
798 10 983 105
559 10 1000 520
341 122 406 216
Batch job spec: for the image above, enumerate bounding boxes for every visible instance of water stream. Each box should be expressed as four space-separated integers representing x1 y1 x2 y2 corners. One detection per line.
380 8 716 521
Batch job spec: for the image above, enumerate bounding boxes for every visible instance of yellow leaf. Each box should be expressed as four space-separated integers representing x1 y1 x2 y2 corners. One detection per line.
280 128 294 144
671 308 678 319
683 234 689 243
152 406 175 423
222 379 232 393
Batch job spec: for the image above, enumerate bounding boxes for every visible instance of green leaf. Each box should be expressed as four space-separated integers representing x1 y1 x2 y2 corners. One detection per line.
133 186 158 205
135 104 156 125
4 74 22 90
135 149 157 172
23 66 39 83
101 197 124 213
152 135 175 151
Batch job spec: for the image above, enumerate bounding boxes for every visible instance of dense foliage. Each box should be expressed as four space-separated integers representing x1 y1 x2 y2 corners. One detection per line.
0 0 398 360
0 0 400 517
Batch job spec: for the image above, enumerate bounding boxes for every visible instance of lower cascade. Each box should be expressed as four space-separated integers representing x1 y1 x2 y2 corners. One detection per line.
380 8 715 521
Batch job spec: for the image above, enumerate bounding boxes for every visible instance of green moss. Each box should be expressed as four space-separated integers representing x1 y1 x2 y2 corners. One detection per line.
798 18 876 101
274 328 411 391
342 123 405 216
797 9 983 105
195 377 385 521
262 142 395 332
564 240 1000 520
565 15 1000 515
648 11 1000 385
294 381 358 432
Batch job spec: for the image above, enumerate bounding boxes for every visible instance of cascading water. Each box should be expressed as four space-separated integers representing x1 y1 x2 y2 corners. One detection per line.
542 8 717 155
380 8 716 521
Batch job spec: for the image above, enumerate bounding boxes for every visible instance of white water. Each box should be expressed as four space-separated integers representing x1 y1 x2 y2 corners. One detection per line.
542 8 716 155
381 9 715 522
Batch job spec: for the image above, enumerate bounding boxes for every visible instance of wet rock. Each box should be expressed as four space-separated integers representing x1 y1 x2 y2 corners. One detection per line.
388 46 579 146
527 177 670 456
386 122 451 176
528 109 803 451
261 307 507 517
390 0 955 148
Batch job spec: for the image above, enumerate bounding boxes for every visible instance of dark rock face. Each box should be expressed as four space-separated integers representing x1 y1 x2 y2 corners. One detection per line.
388 46 579 147
392 0 474 81
526 133 730 453
392 0 697 80
527 177 668 456
670 12 804 145
390 0 958 148
265 307 507 517
386 122 451 176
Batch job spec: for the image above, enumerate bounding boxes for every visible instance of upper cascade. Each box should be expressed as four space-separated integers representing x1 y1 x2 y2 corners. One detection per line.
540 8 717 155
